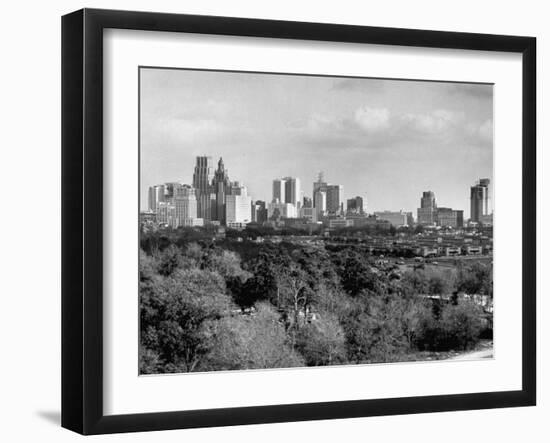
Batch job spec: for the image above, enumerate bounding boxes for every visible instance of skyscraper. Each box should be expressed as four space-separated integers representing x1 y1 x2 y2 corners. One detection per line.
272 179 286 203
347 196 364 214
148 184 165 212
211 157 231 224
252 200 268 224
192 156 215 221
326 185 344 214
313 172 343 215
226 184 252 227
174 185 200 227
314 191 327 219
313 171 326 194
470 178 490 223
417 191 437 225
283 177 301 207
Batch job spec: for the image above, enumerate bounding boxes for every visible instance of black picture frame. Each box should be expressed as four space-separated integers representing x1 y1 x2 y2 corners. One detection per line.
61 8 536 435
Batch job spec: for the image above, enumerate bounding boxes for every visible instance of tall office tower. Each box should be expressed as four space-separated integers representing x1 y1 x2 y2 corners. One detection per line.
312 172 342 215
148 184 165 212
347 196 364 214
283 177 301 207
226 184 252 227
253 200 268 224
470 178 490 223
211 157 231 224
313 171 327 195
417 191 437 225
326 184 344 214
192 156 215 221
314 190 327 219
272 178 286 203
174 185 199 227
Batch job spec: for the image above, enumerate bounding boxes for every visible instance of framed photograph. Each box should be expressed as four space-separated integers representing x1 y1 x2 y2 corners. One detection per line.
61 8 536 435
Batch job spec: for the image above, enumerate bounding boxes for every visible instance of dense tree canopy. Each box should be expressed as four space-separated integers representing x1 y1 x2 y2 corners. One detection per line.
139 234 492 373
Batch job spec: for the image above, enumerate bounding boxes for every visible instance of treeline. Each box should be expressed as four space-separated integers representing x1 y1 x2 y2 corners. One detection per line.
139 239 492 374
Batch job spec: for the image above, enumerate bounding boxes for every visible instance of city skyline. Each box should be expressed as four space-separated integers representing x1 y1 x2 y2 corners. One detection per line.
140 68 493 215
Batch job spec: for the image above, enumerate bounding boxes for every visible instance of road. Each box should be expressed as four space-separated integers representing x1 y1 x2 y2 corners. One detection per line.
449 348 493 361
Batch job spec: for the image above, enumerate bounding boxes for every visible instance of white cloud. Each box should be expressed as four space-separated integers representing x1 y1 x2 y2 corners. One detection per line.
354 106 391 132
401 109 464 134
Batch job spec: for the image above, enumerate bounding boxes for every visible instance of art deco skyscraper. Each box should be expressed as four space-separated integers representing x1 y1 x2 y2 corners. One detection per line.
192 156 215 221
211 157 231 224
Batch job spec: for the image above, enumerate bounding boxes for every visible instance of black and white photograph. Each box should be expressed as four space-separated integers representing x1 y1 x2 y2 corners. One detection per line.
139 68 494 375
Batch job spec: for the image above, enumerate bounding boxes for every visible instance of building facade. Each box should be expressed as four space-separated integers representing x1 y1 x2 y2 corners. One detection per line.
436 207 464 228
192 156 215 221
347 196 364 214
417 191 437 225
148 184 165 212
211 157 231 224
226 186 252 226
174 185 201 227
470 178 490 223
314 190 326 219
267 202 298 219
374 210 409 227
272 179 286 203
157 201 177 228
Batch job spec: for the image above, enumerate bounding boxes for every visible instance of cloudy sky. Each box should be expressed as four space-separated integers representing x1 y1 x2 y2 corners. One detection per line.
140 68 493 216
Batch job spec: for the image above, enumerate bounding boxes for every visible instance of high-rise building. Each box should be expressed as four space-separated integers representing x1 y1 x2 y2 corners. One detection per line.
417 191 437 225
314 191 327 219
272 179 286 203
347 196 364 214
272 177 301 207
174 185 202 227
252 200 268 224
326 185 344 214
303 196 313 208
192 156 215 221
313 172 343 215
283 177 301 207
226 184 252 228
148 184 165 212
211 157 231 224
470 178 490 223
313 172 327 195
